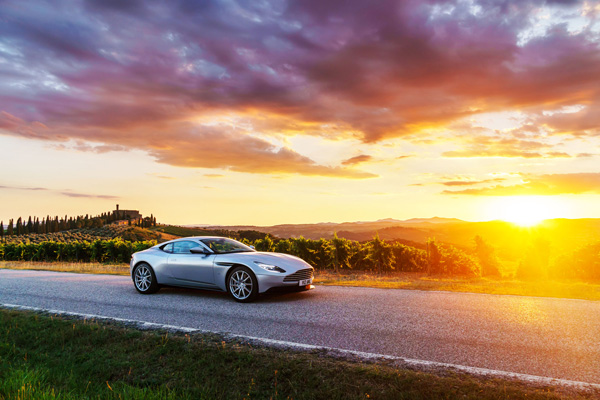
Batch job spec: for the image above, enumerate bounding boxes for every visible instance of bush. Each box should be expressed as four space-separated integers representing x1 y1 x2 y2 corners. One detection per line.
427 240 481 277
516 237 550 280
552 242 600 280
0 239 156 263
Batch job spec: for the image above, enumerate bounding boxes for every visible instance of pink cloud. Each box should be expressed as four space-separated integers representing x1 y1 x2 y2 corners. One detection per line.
0 0 598 169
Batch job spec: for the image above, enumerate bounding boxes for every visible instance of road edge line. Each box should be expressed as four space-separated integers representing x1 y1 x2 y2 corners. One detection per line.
2 302 599 392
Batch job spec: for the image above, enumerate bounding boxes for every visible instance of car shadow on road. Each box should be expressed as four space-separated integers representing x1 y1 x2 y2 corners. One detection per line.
144 286 318 304
258 289 321 303
155 287 228 300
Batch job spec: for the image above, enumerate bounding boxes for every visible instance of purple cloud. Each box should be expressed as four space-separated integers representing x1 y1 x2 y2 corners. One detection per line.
0 0 598 174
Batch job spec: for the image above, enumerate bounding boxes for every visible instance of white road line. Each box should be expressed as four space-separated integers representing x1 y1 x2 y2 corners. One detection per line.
2 303 599 392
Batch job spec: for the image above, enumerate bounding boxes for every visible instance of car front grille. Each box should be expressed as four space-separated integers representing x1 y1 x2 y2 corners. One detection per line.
283 268 314 282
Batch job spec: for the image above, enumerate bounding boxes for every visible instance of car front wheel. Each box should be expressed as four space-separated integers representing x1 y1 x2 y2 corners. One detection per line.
133 263 160 294
228 267 258 302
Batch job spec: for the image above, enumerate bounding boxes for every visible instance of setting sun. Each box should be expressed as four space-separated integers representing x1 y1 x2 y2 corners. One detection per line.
486 196 569 226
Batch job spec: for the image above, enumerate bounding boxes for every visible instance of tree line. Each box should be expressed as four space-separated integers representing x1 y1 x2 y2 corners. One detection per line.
0 211 157 238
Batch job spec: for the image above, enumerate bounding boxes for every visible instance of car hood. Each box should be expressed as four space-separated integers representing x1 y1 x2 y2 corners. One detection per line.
216 251 313 271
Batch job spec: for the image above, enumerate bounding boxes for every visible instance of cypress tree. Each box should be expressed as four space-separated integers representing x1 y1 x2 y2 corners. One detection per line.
27 216 33 233
16 217 23 235
7 219 14 236
0 221 3 241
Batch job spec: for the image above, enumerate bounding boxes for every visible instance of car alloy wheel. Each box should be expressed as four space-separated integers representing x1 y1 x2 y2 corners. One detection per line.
133 263 159 294
228 267 258 302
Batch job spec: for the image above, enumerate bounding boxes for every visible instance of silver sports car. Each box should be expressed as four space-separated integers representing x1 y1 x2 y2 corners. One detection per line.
130 236 314 302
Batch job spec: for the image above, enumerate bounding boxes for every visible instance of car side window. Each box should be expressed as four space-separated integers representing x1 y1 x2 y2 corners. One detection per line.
162 243 174 253
172 241 199 254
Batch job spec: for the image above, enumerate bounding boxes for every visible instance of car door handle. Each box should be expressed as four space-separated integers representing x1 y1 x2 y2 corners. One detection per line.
171 258 177 261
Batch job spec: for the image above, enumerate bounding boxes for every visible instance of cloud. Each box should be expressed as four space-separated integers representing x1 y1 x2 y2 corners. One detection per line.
147 173 175 180
0 0 599 165
3 116 376 178
0 184 118 199
537 103 600 136
442 132 577 158
145 126 377 178
59 192 119 200
443 173 600 195
0 185 48 191
341 154 373 166
441 178 506 187
204 174 225 178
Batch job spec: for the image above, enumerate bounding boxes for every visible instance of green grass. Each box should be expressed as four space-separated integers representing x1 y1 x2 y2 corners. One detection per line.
0 309 596 400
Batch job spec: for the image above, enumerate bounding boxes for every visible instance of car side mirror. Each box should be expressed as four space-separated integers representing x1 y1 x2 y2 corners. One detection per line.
190 247 208 254
250 245 255 250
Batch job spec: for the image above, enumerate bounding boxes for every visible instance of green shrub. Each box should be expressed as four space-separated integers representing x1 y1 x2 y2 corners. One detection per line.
0 239 156 263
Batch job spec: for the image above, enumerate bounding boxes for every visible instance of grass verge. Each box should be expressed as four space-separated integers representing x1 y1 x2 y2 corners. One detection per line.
0 261 129 276
0 309 597 400
2 261 600 301
315 271 600 301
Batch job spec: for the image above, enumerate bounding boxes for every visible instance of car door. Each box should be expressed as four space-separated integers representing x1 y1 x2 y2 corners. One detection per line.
167 240 216 287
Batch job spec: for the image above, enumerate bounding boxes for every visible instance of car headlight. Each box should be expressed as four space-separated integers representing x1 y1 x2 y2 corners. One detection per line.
254 262 285 273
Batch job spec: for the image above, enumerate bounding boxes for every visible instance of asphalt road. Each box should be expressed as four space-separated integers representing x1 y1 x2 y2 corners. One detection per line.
1 269 599 384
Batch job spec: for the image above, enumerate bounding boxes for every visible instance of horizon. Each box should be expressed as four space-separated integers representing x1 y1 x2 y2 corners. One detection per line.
2 0 600 225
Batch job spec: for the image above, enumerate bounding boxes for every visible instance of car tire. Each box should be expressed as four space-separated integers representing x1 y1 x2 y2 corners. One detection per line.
133 263 160 294
227 266 258 303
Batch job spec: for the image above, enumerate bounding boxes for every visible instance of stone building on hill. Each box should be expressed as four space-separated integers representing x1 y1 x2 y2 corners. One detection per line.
114 204 142 224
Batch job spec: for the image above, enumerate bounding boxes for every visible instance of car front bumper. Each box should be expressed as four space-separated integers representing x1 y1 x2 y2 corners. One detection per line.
255 273 314 294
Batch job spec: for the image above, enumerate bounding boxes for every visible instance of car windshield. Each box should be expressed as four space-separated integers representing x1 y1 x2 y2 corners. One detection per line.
200 238 255 254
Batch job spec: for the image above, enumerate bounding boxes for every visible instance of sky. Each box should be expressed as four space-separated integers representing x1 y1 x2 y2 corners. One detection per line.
1 0 600 226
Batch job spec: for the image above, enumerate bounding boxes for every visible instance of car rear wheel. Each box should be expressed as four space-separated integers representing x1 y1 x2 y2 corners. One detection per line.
133 263 160 294
228 267 258 302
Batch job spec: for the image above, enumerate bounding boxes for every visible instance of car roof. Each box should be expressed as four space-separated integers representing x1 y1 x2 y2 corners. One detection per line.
183 236 221 239
155 236 234 247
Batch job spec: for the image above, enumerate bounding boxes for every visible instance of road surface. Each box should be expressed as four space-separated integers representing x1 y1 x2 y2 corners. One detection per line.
1 269 598 384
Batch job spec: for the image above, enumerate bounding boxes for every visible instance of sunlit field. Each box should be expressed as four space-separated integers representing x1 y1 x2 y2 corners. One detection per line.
315 271 600 301
0 261 129 276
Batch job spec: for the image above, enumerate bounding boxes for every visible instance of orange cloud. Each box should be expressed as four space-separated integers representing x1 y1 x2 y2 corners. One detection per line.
443 173 600 195
441 178 506 187
442 133 576 159
341 154 373 166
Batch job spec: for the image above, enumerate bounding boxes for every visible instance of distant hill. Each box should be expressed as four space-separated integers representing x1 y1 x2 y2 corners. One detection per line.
152 225 272 242
398 217 465 224
198 217 465 241
199 217 600 259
